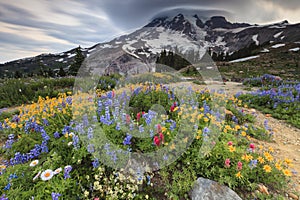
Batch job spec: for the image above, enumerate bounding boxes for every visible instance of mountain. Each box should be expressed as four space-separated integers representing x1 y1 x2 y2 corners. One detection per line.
1 12 300 77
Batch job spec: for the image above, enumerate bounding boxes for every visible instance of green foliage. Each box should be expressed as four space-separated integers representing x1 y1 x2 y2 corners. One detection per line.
0 77 74 109
156 49 191 70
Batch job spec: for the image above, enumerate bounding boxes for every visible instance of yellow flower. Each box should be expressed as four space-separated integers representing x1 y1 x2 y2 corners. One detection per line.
161 127 167 132
229 146 236 152
258 156 265 164
235 125 241 130
196 135 201 140
282 169 292 177
263 152 273 162
197 114 204 119
225 125 231 130
0 165 6 169
263 165 272 173
170 143 175 150
235 171 242 178
275 162 282 171
284 158 292 166
10 123 17 129
223 129 228 133
241 131 247 137
268 147 274 153
241 154 253 162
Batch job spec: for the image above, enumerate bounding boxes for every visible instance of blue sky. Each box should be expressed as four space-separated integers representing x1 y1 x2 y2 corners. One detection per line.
1 0 300 63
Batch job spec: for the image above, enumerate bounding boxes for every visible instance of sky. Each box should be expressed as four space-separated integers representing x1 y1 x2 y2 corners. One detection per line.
1 0 300 63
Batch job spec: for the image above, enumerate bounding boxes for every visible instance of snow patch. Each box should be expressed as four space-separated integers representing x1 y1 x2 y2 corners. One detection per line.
252 34 259 45
102 44 114 48
230 26 252 33
269 25 286 29
271 43 285 48
68 53 76 58
56 58 64 62
229 55 260 63
280 36 285 40
289 47 300 52
260 48 270 53
273 31 283 38
88 48 96 53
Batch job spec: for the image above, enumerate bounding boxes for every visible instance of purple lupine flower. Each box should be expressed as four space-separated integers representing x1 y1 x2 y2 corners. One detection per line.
139 125 144 133
115 123 121 131
82 114 89 127
66 96 72 105
42 118 49 126
3 183 11 190
87 127 93 140
87 144 95 153
0 194 9 200
41 141 48 153
41 129 50 141
203 127 210 134
64 165 72 179
51 192 61 200
53 132 60 138
249 159 258 169
72 135 80 149
92 158 99 168
123 134 132 145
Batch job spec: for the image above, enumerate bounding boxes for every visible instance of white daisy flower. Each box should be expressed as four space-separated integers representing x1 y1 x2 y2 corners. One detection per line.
68 142 73 146
53 167 62 175
40 169 54 181
33 171 41 181
30 160 39 167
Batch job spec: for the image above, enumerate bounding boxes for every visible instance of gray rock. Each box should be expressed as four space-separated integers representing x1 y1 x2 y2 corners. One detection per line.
190 177 242 200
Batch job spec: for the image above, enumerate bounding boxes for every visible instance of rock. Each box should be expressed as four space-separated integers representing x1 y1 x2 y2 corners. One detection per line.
258 184 269 195
288 193 299 200
189 177 242 200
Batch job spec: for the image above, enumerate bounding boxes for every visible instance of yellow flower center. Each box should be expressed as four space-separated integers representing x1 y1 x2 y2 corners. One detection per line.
45 172 51 177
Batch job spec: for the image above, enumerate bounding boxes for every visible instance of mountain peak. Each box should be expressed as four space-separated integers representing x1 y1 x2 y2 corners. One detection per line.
205 15 250 29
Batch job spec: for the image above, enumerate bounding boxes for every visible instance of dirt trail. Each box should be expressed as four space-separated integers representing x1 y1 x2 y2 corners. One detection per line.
248 109 300 193
171 81 300 193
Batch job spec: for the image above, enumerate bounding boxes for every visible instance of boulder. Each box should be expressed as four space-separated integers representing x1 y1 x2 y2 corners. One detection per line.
189 177 242 200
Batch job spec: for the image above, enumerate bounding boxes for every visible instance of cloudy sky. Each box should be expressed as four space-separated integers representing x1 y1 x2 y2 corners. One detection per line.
1 0 300 63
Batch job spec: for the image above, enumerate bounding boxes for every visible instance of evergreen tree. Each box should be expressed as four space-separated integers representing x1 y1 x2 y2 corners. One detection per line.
69 46 85 76
14 71 22 78
58 66 66 77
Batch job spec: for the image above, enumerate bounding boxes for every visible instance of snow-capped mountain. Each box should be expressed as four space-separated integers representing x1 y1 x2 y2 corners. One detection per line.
1 12 300 77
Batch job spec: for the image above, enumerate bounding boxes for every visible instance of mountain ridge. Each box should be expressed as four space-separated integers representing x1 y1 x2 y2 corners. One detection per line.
1 13 300 77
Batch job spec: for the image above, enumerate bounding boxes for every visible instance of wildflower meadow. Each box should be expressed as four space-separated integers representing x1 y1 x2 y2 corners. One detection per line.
0 73 298 200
